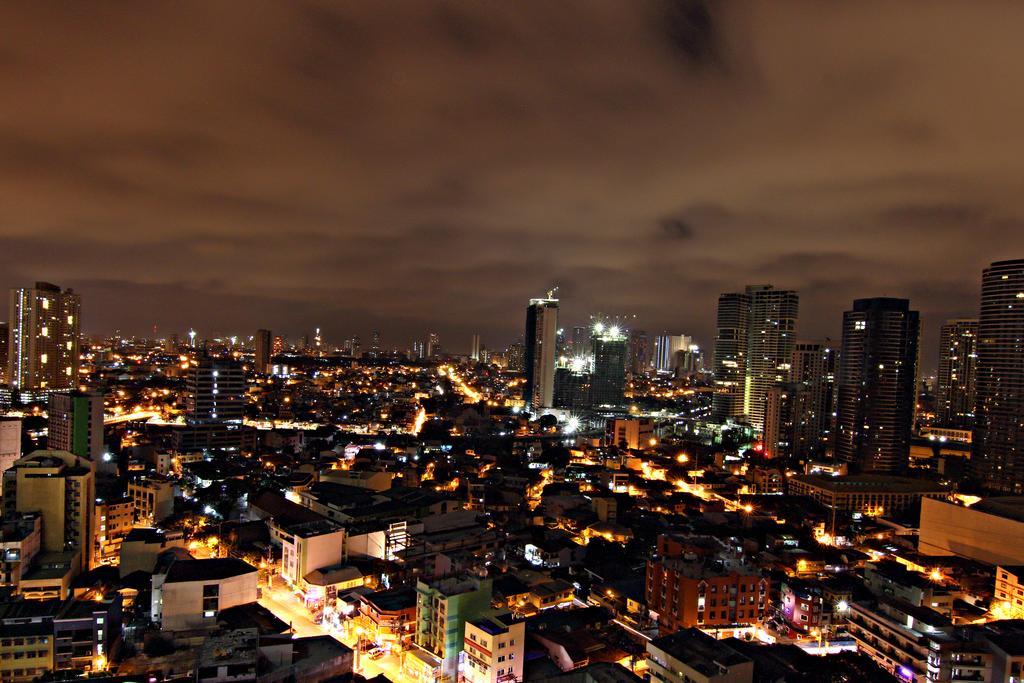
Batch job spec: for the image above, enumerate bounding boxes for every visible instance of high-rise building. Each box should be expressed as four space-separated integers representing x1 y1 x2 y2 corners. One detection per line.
712 285 798 429
524 294 559 410
763 383 798 459
0 323 8 381
370 331 381 358
426 332 439 358
712 292 750 423
254 329 272 373
834 298 920 474
470 334 481 361
937 319 978 428
789 340 838 459
653 334 691 373
973 260 1024 492
590 324 628 407
48 392 104 464
6 283 81 390
176 357 245 451
744 285 799 432
570 326 589 358
0 417 20 495
272 335 285 355
3 449 95 572
628 329 650 375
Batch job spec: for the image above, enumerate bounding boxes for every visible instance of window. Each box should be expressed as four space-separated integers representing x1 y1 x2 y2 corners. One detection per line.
202 584 220 616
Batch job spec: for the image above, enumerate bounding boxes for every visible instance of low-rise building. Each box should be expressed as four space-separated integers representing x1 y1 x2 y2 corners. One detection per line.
788 474 947 515
412 575 493 681
463 615 525 683
357 586 417 650
128 475 175 525
93 496 133 567
0 514 41 593
646 627 754 683
153 558 258 632
920 496 1024 566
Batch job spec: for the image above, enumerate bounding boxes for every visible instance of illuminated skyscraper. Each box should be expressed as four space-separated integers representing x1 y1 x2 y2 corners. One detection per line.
973 260 1024 492
744 285 799 431
834 298 920 473
254 329 272 373
426 332 439 358
470 334 481 361
6 282 80 391
711 292 749 423
590 324 628 407
0 323 7 378
524 293 559 410
937 319 978 428
711 286 798 430
653 334 691 373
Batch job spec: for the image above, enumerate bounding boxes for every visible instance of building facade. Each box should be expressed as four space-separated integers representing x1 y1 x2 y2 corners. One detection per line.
524 295 559 411
937 319 978 429
834 298 920 474
5 283 81 391
973 259 1024 492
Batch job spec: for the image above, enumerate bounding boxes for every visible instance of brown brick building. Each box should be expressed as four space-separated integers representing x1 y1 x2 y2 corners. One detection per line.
645 534 770 635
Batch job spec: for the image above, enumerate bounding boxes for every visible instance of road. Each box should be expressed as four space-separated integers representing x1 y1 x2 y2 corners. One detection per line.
258 578 410 681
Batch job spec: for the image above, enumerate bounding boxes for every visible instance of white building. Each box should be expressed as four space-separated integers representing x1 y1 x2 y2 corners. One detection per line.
463 617 525 683
153 558 258 631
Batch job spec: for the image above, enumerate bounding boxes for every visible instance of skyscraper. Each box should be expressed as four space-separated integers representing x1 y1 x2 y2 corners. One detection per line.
254 329 272 373
524 293 559 410
653 334 691 373
937 319 978 428
711 285 799 429
48 391 104 464
0 322 8 380
789 340 838 459
6 282 81 391
628 329 650 375
711 292 750 423
590 324 628 408
426 332 439 358
834 298 920 474
973 260 1024 492
470 334 481 361
744 285 799 432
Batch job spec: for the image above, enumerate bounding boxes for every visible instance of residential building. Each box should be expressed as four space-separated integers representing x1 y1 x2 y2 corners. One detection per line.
254 329 272 373
53 594 121 672
834 298 920 474
176 357 245 451
5 283 81 391
47 391 104 465
937 319 978 429
524 294 559 411
128 475 174 525
646 535 769 635
93 496 134 567
413 575 493 681
0 514 42 593
274 519 346 588
2 450 95 572
789 340 838 459
973 259 1024 492
463 615 525 683
606 418 654 450
646 627 754 683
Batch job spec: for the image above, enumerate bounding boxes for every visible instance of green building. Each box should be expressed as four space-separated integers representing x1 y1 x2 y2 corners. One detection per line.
414 575 493 681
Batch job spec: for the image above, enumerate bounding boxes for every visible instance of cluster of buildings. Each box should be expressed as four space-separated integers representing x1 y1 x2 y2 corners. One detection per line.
0 258 1020 682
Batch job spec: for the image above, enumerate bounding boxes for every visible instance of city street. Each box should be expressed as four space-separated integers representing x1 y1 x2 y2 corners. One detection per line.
258 579 409 681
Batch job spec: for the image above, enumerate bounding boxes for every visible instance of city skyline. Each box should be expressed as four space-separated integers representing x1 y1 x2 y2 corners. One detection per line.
3 3 1024 362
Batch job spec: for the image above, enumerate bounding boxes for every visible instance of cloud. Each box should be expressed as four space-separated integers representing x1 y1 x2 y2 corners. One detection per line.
0 1 1022 368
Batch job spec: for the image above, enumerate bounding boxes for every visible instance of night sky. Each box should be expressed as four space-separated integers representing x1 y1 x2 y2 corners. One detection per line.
2 1 1023 369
